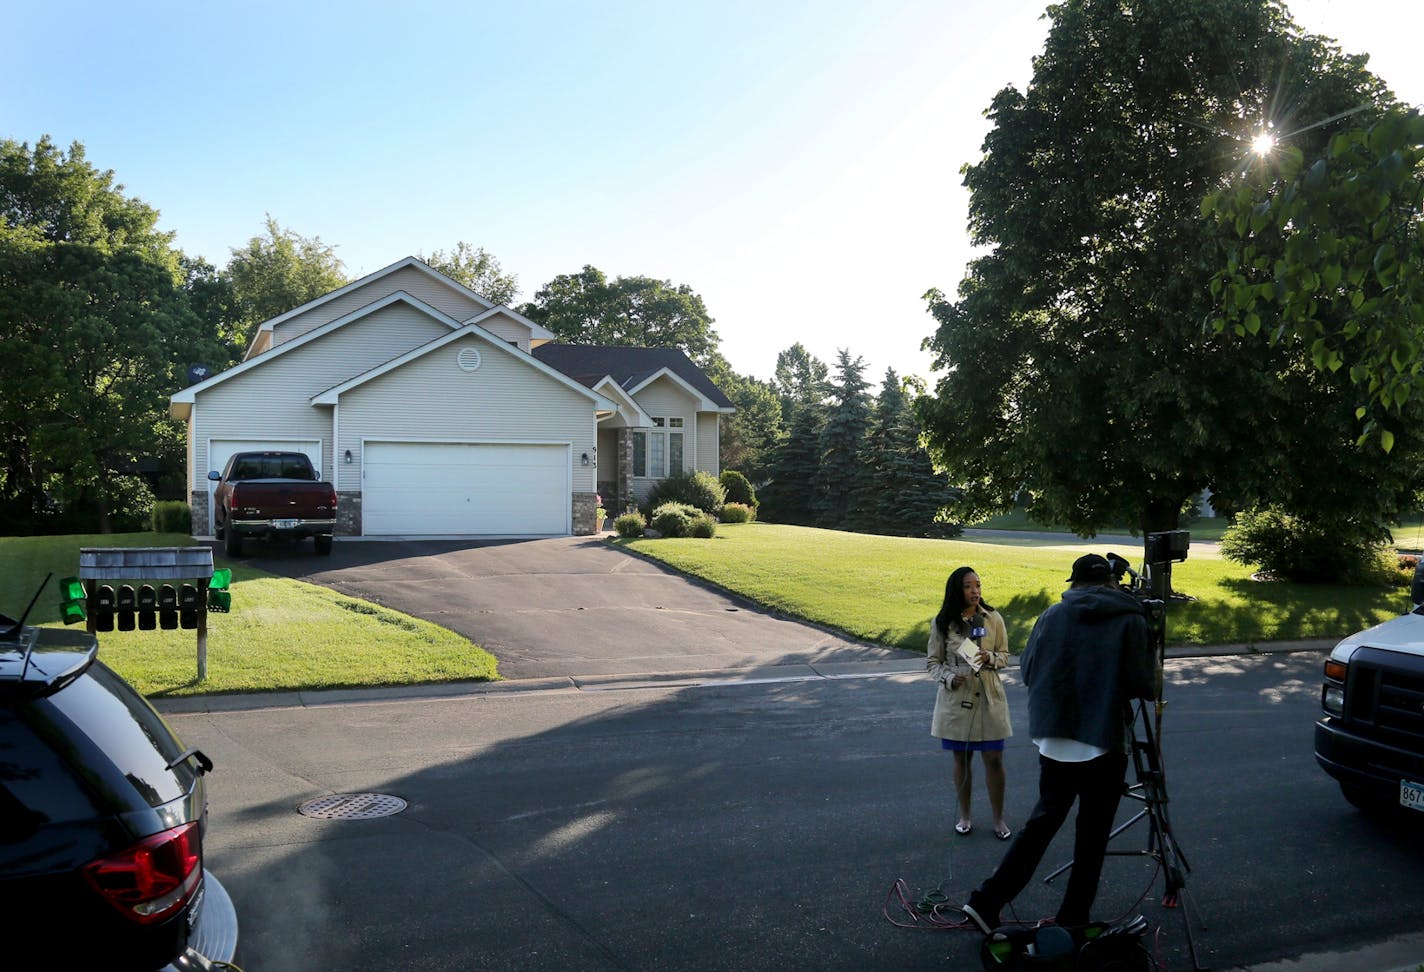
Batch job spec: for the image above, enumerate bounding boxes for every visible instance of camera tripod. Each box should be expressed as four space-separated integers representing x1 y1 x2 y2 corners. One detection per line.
1042 695 1209 970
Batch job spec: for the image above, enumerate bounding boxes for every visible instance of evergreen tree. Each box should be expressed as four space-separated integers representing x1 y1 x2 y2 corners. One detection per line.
759 393 825 526
816 350 872 528
859 371 959 536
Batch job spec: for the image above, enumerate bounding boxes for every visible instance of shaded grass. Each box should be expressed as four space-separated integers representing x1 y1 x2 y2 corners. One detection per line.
3 533 498 696
617 523 1409 653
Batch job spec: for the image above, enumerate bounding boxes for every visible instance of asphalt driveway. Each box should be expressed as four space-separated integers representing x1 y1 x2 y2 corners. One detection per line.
241 536 919 681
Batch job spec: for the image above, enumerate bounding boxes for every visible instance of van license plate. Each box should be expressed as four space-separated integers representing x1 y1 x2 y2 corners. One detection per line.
1402 780 1424 812
273 519 297 529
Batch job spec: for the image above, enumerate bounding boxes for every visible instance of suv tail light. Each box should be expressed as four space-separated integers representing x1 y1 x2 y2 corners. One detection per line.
82 821 202 924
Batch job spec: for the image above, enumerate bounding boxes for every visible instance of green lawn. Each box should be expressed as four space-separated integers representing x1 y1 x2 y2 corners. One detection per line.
4 533 498 697
616 523 1411 653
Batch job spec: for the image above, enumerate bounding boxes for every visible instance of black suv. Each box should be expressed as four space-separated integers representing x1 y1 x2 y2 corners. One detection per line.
0 592 239 970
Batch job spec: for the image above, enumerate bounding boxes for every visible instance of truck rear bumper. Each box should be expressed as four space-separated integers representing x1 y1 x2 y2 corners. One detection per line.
231 519 336 538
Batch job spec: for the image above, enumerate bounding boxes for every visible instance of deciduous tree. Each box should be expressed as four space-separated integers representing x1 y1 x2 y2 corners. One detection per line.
0 137 226 531
521 265 720 364
920 0 1395 540
420 241 519 305
224 215 347 348
1208 109 1424 448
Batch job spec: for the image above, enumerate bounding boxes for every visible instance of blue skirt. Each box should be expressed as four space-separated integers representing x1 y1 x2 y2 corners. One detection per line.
941 738 1005 752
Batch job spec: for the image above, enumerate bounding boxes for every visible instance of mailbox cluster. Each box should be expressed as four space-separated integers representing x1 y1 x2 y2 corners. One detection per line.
58 569 232 630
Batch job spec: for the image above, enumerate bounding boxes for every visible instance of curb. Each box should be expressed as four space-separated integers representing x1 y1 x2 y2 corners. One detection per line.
152 642 1338 715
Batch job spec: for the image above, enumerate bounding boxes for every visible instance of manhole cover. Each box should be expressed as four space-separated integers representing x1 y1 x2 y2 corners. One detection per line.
298 793 407 820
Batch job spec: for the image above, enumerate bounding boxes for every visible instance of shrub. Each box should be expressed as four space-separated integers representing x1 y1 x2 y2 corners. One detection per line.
645 470 726 517
650 501 703 538
1221 507 1395 584
151 500 192 534
686 514 718 538
719 470 758 510
720 502 755 523
614 511 647 538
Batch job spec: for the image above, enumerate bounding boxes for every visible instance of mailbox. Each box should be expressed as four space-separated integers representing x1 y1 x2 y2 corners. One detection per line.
136 584 157 630
158 584 178 630
116 584 136 632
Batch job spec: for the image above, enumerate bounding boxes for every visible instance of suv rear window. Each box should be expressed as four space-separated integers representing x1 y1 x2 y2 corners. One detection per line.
0 708 102 830
43 662 197 810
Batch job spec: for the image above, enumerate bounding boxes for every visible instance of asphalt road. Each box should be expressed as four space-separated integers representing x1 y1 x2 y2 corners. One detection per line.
161 653 1424 971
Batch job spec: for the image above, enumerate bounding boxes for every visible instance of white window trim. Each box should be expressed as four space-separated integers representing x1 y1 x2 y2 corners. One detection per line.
633 416 686 478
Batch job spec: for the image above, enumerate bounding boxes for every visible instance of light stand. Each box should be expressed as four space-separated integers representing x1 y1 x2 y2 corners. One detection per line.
1043 532 1209 971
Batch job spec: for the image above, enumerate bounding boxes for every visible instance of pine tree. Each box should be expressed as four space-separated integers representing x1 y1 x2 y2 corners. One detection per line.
816 350 872 528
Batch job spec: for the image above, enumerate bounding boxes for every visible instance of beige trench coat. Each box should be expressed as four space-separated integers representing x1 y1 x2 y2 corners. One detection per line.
926 610 1013 742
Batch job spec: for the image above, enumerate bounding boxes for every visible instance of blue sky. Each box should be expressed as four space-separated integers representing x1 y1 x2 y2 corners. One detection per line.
5 1 1421 384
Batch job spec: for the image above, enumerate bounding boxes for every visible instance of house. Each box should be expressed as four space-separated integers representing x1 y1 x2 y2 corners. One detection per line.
169 257 735 539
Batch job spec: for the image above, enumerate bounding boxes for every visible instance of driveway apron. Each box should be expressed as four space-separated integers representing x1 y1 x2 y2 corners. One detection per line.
240 536 915 680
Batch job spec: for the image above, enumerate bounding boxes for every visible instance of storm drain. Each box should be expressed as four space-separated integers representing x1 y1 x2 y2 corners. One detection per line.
298 793 407 820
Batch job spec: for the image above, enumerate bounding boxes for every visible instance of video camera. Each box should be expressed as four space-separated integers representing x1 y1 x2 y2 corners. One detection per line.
1106 530 1190 696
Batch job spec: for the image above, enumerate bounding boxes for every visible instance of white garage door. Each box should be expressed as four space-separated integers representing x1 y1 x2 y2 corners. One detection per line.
206 439 322 535
362 442 569 536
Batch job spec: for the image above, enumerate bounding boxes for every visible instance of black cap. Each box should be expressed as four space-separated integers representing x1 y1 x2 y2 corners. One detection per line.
1068 553 1113 583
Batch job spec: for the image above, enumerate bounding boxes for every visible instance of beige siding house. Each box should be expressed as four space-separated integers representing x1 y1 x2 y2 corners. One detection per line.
169 257 734 540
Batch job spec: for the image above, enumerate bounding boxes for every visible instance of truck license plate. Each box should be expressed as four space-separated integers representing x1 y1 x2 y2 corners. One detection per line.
1402 780 1424 812
273 519 297 530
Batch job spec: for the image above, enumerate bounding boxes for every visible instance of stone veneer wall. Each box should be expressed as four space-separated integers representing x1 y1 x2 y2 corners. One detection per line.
189 489 210 538
616 428 633 513
336 491 362 536
572 491 599 535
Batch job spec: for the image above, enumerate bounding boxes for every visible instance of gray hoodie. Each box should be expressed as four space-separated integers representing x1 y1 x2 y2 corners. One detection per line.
1019 585 1154 754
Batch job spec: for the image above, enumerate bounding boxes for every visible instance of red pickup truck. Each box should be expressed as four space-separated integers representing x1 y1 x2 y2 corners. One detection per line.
208 451 338 557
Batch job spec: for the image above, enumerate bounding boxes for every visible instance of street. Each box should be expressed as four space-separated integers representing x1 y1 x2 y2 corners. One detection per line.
166 653 1424 970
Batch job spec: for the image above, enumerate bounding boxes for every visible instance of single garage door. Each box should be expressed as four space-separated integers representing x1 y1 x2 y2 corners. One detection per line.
362 442 569 536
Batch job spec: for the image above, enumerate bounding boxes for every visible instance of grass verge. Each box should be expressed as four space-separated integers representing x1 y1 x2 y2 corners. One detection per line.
4 533 498 697
616 523 1409 653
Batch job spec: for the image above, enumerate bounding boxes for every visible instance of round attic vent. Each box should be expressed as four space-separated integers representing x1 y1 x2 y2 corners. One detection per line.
457 347 483 372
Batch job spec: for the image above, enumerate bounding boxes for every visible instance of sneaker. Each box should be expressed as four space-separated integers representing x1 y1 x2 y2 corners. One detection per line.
961 897 1000 936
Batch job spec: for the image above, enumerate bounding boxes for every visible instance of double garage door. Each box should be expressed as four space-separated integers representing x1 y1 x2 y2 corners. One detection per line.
362 442 569 536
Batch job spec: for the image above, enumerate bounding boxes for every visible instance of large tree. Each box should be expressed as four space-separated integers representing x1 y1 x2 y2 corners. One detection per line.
224 215 348 349
0 137 226 531
1208 109 1424 447
419 241 519 305
520 265 720 364
920 0 1395 539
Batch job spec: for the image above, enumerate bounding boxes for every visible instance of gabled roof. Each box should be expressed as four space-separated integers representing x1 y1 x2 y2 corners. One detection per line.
243 256 502 360
532 345 734 412
171 291 466 418
310 322 614 409
465 304 556 342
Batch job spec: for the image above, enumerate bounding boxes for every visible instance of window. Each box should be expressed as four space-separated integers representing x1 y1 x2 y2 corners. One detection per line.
633 416 685 478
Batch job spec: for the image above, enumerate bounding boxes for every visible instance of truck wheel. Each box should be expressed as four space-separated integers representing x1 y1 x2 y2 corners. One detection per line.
224 527 242 558
314 535 333 556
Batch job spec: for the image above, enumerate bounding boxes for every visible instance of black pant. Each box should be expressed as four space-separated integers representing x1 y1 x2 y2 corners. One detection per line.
972 750 1129 927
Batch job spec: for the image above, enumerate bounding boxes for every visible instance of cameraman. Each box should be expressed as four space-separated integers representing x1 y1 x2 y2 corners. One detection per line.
961 553 1153 933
